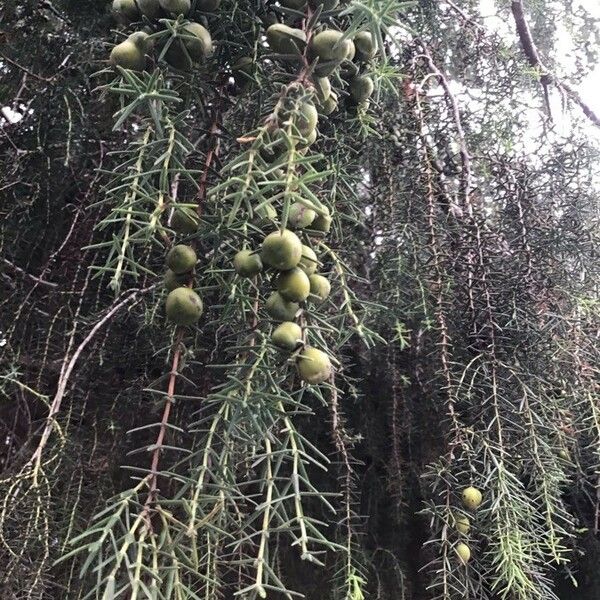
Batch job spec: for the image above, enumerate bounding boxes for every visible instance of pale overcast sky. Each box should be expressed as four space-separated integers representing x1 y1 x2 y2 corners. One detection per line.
479 0 600 128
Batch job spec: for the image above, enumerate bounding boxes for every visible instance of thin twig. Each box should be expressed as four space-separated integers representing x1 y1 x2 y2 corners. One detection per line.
441 0 484 30
196 88 223 213
2 259 58 289
417 44 472 209
0 52 54 83
510 0 600 128
27 285 154 470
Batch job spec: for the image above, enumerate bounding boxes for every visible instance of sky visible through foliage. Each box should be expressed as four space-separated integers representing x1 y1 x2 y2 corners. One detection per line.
480 0 600 141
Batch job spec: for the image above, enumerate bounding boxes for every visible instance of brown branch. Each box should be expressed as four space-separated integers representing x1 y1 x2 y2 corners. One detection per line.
511 1 550 80
511 0 600 128
197 138 218 215
144 329 184 515
511 0 552 116
142 87 227 519
412 75 462 440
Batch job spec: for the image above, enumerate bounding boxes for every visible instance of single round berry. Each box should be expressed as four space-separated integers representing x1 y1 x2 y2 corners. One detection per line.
277 268 311 302
165 287 203 326
309 274 331 303
261 230 303 271
462 487 483 511
298 245 318 276
265 292 299 322
166 245 197 274
233 250 263 278
456 542 471 565
271 322 303 351
297 347 332 384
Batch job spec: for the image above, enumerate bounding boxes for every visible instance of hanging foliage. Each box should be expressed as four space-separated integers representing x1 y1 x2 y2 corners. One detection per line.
1 1 599 599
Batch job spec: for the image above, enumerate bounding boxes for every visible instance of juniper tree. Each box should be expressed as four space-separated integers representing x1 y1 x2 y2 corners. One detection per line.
0 1 599 600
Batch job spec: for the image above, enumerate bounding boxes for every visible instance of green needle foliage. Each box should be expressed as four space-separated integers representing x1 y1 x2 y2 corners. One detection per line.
1 1 600 599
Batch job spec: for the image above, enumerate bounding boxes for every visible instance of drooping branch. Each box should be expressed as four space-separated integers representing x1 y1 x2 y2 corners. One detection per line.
27 285 154 471
442 0 484 30
417 43 473 209
510 1 551 81
557 79 600 129
510 0 600 128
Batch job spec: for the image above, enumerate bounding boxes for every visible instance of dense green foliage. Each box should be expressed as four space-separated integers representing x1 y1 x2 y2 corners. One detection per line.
1 1 599 599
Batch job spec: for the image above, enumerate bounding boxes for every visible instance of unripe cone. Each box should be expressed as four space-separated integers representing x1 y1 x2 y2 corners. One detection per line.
310 30 352 62
113 0 140 21
166 287 203 325
350 75 374 104
558 448 570 460
298 245 318 276
272 322 303 351
110 40 145 71
172 207 199 234
159 0 191 14
281 101 318 136
233 250 263 278
309 274 331 303
297 101 318 135
455 543 471 565
233 56 253 73
462 486 482 510
311 207 332 233
182 22 213 61
297 347 332 384
266 24 306 55
233 56 254 88
354 31 377 61
346 41 356 61
277 268 310 302
265 292 299 322
129 31 151 49
167 244 197 274
320 92 338 115
314 77 331 102
288 202 316 229
454 513 470 535
261 230 302 271
297 128 318 151
163 269 189 291
163 24 212 69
